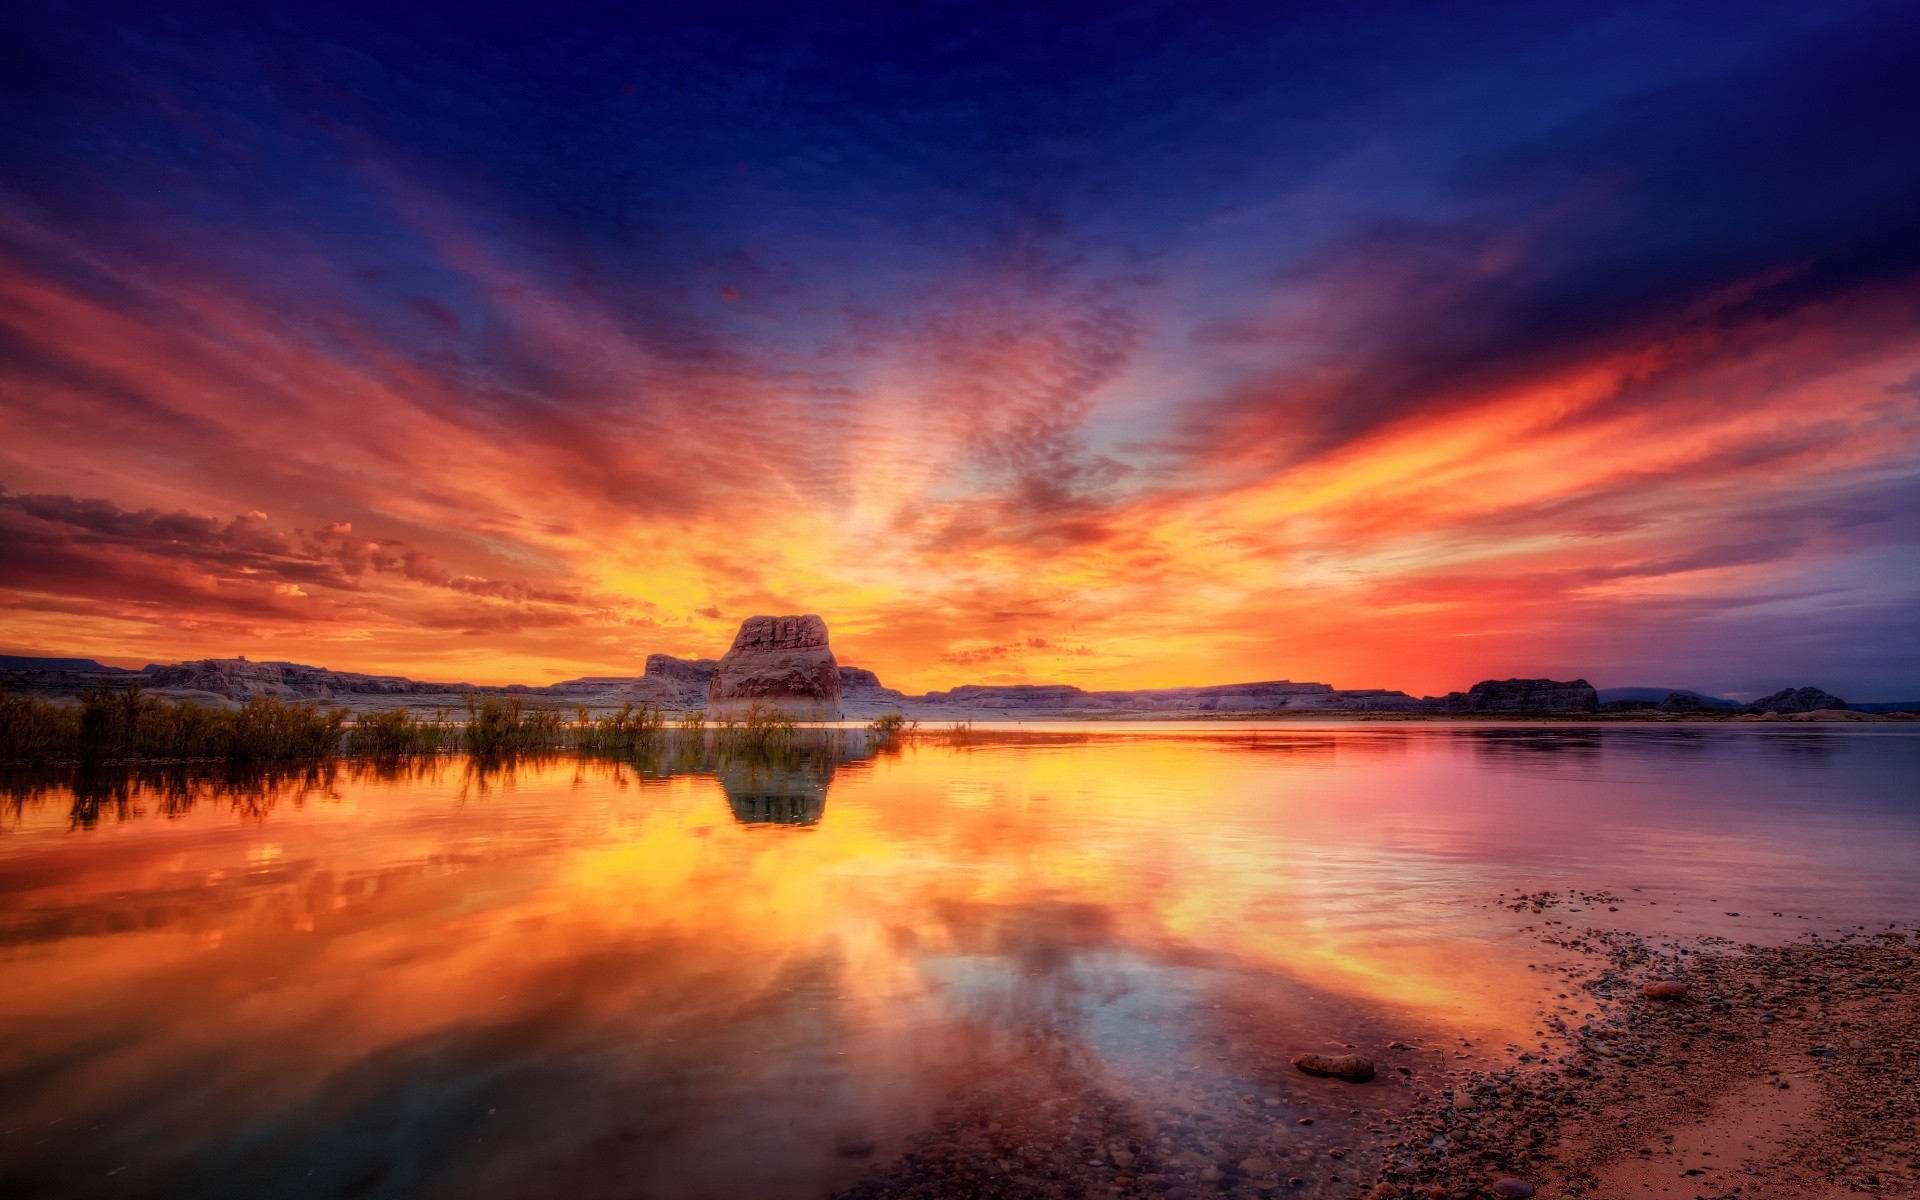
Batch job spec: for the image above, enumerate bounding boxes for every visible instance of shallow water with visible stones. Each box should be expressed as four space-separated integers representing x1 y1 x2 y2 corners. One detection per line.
1 724 1916 1199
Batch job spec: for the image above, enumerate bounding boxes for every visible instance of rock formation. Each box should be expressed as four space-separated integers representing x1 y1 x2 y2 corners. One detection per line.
1434 678 1600 714
838 665 909 710
706 614 843 719
1747 686 1847 714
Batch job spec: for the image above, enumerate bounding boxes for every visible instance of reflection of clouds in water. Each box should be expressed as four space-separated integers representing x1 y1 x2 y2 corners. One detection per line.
2 729 1917 1200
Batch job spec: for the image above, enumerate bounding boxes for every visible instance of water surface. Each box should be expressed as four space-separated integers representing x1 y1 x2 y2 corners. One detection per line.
2 724 1916 1199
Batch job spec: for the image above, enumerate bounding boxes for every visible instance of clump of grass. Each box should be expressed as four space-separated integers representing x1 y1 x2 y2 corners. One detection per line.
1 686 348 764
226 695 348 760
346 708 453 757
942 718 976 746
0 691 82 763
574 701 665 754
462 697 568 755
714 703 798 753
867 710 916 747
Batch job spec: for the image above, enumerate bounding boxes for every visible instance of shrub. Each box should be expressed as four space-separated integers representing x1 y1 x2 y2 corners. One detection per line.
575 701 665 754
346 708 453 756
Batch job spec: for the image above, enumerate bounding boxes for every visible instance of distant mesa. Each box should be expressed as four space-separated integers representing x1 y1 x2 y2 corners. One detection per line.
1433 678 1600 714
0 655 129 673
1747 686 1846 715
0 630 1895 721
706 614 842 720
1598 687 1742 713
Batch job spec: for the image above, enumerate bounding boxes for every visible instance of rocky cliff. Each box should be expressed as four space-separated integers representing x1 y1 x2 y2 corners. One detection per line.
907 680 1422 714
1432 678 1600 714
706 614 843 719
1747 686 1847 714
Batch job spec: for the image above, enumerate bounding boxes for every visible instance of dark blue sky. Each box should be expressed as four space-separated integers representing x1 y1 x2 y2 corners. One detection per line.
2 0 1918 696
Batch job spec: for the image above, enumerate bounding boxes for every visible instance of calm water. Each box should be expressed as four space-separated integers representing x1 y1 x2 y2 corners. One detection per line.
2 724 1917 1199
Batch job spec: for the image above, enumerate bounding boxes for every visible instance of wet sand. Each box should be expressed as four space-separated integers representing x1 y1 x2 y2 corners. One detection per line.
834 902 1920 1200
1380 912 1920 1200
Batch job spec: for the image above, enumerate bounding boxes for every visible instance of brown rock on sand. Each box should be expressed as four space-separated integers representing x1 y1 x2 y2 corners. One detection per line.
1641 979 1688 1000
1292 1052 1376 1081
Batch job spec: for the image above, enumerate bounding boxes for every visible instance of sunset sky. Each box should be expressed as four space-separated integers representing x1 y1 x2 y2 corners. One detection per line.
3 2 1918 699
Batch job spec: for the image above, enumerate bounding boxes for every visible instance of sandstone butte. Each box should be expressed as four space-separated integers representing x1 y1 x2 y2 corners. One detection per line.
705 614 844 720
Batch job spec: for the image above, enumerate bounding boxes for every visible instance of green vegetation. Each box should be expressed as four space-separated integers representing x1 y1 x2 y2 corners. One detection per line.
573 701 666 753
344 708 454 756
867 710 916 747
0 687 345 764
714 703 798 753
1 687 849 766
461 697 567 755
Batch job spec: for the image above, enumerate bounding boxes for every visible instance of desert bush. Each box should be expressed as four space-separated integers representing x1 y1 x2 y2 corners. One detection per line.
346 708 453 756
575 701 665 754
714 703 798 754
0 687 349 764
0 691 82 762
867 710 916 747
462 697 570 755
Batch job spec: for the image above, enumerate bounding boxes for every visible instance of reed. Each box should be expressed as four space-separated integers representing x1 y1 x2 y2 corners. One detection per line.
867 710 915 747
713 703 799 753
346 708 454 756
0 686 348 764
462 696 570 755
0 691 82 763
573 701 666 754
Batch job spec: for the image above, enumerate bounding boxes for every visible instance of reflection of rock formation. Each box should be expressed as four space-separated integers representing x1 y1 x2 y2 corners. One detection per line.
716 754 836 825
707 615 843 719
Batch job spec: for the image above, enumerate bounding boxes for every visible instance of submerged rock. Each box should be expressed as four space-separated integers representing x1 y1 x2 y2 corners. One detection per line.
1490 1178 1536 1198
1642 980 1688 1000
1291 1052 1376 1082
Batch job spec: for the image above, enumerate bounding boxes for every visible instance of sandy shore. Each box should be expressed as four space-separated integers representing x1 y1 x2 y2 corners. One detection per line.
1378 914 1920 1200
831 903 1919 1200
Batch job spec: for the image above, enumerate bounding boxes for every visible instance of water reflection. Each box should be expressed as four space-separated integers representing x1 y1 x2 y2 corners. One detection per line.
0 726 1916 1200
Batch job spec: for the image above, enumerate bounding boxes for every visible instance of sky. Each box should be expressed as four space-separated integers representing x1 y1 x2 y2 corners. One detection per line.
2 1 1918 700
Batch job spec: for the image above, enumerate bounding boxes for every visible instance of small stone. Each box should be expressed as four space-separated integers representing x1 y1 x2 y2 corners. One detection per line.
1292 1052 1376 1082
1241 1158 1271 1174
1452 1092 1479 1110
1200 1166 1223 1183
1490 1180 1535 1199
1641 980 1688 1000
1112 1149 1134 1168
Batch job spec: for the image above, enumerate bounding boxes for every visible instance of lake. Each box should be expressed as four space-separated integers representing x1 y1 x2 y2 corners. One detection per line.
2 724 1917 1199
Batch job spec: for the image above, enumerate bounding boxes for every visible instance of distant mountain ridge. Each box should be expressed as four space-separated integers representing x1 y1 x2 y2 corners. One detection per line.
0 655 133 673
1597 687 1742 708
0 635 1894 719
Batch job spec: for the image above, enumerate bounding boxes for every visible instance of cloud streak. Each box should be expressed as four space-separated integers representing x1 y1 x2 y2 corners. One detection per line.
2 1 1918 696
